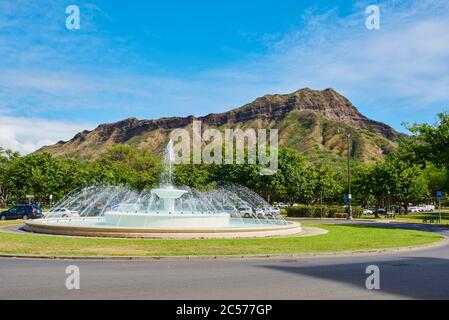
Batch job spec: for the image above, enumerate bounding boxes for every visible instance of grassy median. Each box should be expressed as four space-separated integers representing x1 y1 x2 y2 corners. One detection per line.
360 213 449 225
0 223 443 257
0 220 24 227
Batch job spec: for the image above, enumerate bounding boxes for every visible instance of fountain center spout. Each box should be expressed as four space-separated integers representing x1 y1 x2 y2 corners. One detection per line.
151 188 188 214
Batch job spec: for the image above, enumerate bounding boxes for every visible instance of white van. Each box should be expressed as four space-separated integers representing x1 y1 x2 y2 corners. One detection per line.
419 205 435 212
409 206 420 213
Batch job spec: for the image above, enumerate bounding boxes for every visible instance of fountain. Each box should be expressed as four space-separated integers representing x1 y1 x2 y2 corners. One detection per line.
102 141 231 228
24 141 302 238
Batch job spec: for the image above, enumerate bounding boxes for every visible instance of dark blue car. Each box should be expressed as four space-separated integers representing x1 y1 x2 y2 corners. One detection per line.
0 205 43 221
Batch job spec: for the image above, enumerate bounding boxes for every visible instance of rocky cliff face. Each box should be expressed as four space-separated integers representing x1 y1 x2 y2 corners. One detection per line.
39 88 400 163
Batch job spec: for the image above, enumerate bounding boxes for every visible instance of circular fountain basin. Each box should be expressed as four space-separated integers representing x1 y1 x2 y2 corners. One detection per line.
104 211 231 228
24 217 302 239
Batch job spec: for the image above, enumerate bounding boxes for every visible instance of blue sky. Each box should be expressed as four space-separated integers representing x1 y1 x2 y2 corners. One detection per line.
1 0 449 153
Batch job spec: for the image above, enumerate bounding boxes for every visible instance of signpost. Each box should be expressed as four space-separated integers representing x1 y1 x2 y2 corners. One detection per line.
437 191 443 224
26 194 35 205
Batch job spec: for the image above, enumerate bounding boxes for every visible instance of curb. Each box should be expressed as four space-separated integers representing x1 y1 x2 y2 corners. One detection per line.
1 234 447 262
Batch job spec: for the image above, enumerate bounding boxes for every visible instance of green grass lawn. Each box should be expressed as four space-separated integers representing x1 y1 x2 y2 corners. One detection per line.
0 223 443 257
394 214 449 224
360 213 449 225
0 220 24 226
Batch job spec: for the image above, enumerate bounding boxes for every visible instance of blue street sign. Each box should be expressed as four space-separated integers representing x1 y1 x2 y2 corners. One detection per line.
344 197 350 205
437 191 443 200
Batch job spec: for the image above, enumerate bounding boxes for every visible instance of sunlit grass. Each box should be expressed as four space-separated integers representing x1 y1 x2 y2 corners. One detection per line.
0 220 23 226
360 213 449 225
0 223 442 257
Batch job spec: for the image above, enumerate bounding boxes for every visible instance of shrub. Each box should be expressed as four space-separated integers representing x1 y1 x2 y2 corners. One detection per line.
286 205 363 219
286 205 312 217
349 206 363 218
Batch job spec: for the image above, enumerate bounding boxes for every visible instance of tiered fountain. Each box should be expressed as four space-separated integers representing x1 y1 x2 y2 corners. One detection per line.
24 141 302 238
103 141 231 228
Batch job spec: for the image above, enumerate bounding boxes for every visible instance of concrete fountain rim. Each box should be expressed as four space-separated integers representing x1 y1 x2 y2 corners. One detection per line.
23 217 302 239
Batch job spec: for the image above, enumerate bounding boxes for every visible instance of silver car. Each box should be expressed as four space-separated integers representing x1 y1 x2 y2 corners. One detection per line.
47 208 80 218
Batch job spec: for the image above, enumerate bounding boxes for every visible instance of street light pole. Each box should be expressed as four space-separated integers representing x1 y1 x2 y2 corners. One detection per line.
347 133 353 220
320 189 323 220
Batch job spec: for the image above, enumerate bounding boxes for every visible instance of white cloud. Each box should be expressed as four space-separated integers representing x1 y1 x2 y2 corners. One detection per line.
0 115 94 155
209 0 449 106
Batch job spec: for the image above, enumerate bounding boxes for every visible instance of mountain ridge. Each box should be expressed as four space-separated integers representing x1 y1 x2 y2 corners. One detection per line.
39 88 400 163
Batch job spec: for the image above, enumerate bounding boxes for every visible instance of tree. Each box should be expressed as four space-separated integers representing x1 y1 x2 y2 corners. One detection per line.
405 112 449 170
0 148 20 207
365 161 398 217
312 163 344 205
174 164 213 191
93 145 161 190
395 166 430 212
5 152 86 204
423 163 448 198
210 147 314 204
352 164 375 208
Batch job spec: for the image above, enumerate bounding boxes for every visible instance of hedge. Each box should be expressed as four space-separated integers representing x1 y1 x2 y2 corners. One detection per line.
286 205 363 218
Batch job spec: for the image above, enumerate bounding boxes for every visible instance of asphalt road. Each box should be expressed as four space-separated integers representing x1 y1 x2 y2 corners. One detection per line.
1 221 449 300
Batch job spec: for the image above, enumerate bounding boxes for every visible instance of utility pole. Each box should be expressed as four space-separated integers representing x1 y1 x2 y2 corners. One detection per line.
346 133 353 220
437 191 443 224
338 129 353 220
320 189 323 219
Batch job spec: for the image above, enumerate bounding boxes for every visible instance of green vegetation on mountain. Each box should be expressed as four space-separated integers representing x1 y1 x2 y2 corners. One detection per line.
39 88 399 164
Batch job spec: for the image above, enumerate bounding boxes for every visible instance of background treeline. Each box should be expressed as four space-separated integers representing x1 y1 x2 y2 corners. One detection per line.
0 113 448 210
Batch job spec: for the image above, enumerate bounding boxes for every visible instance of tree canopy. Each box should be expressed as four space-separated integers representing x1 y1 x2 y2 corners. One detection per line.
0 111 448 210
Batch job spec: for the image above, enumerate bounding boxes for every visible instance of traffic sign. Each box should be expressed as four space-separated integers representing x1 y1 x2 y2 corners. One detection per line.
437 191 443 199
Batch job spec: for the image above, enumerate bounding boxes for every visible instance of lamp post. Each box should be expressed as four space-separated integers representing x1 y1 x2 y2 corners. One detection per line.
337 128 353 220
320 189 323 220
344 133 352 220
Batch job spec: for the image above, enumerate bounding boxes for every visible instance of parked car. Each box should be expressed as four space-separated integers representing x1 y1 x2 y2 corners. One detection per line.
255 208 266 218
418 205 435 212
0 205 43 220
270 207 281 215
238 205 254 218
112 203 139 213
376 208 386 215
409 206 420 213
222 205 238 214
393 206 406 214
276 203 289 209
47 208 80 218
363 209 373 215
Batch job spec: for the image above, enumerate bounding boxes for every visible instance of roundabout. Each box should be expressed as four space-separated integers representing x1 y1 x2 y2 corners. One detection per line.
1 220 448 299
0 220 443 259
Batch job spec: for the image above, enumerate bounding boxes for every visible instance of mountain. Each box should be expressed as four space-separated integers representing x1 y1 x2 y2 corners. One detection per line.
39 88 400 163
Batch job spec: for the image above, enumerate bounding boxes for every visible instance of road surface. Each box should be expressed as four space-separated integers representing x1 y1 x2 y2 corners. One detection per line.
1 221 449 300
